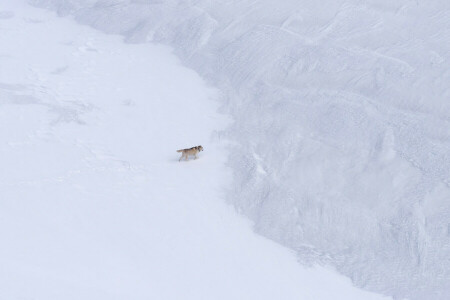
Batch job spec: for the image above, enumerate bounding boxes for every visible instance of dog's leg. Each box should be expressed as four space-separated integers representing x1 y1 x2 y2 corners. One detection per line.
179 154 182 162
194 154 198 159
185 154 189 161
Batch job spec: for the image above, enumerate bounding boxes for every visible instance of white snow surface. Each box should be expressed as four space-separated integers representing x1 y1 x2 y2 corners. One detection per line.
0 1 393 299
4 0 450 299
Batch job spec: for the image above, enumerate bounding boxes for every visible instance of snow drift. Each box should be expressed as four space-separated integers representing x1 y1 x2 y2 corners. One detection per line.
12 0 450 299
0 1 395 299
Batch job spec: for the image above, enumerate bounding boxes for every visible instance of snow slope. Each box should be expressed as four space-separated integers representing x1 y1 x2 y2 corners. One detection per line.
25 1 450 299
30 0 450 299
0 1 391 299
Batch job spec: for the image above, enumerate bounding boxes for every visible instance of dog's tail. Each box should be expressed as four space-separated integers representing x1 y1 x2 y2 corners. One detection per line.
176 149 183 152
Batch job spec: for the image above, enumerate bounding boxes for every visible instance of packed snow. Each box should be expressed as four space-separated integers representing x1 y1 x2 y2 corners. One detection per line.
0 1 395 299
3 0 450 299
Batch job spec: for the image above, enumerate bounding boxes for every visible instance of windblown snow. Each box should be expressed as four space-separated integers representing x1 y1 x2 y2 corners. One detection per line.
0 1 393 299
2 0 450 299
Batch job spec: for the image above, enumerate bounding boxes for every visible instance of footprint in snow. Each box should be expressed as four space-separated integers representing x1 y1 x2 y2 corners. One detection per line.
0 11 14 19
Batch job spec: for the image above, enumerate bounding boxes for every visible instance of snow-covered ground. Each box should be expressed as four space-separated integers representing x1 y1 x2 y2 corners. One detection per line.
0 1 394 299
26 1 450 299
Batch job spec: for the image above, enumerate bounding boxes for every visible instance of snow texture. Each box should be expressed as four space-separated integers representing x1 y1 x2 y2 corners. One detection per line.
0 1 392 299
7 0 450 299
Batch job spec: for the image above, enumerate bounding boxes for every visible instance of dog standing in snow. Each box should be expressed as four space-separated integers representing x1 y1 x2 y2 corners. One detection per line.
177 145 204 161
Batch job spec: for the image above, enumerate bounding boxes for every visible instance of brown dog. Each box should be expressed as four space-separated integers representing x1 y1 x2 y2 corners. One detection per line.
177 145 204 161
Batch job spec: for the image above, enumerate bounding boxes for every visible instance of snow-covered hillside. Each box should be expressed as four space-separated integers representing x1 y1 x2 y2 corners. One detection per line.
4 0 450 299
0 1 394 299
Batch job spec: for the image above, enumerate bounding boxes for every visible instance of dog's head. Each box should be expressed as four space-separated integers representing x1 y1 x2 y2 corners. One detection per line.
198 145 204 151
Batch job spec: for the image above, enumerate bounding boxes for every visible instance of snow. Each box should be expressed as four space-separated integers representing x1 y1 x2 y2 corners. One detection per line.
26 1 450 299
0 1 393 299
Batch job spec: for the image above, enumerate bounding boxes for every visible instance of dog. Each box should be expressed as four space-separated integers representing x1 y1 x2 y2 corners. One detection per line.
177 145 203 161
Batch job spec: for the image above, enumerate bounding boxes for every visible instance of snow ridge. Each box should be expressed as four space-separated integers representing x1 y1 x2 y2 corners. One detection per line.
27 1 450 299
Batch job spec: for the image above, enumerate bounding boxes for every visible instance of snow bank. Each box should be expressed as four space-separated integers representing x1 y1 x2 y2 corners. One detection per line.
0 1 391 299
16 0 450 299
